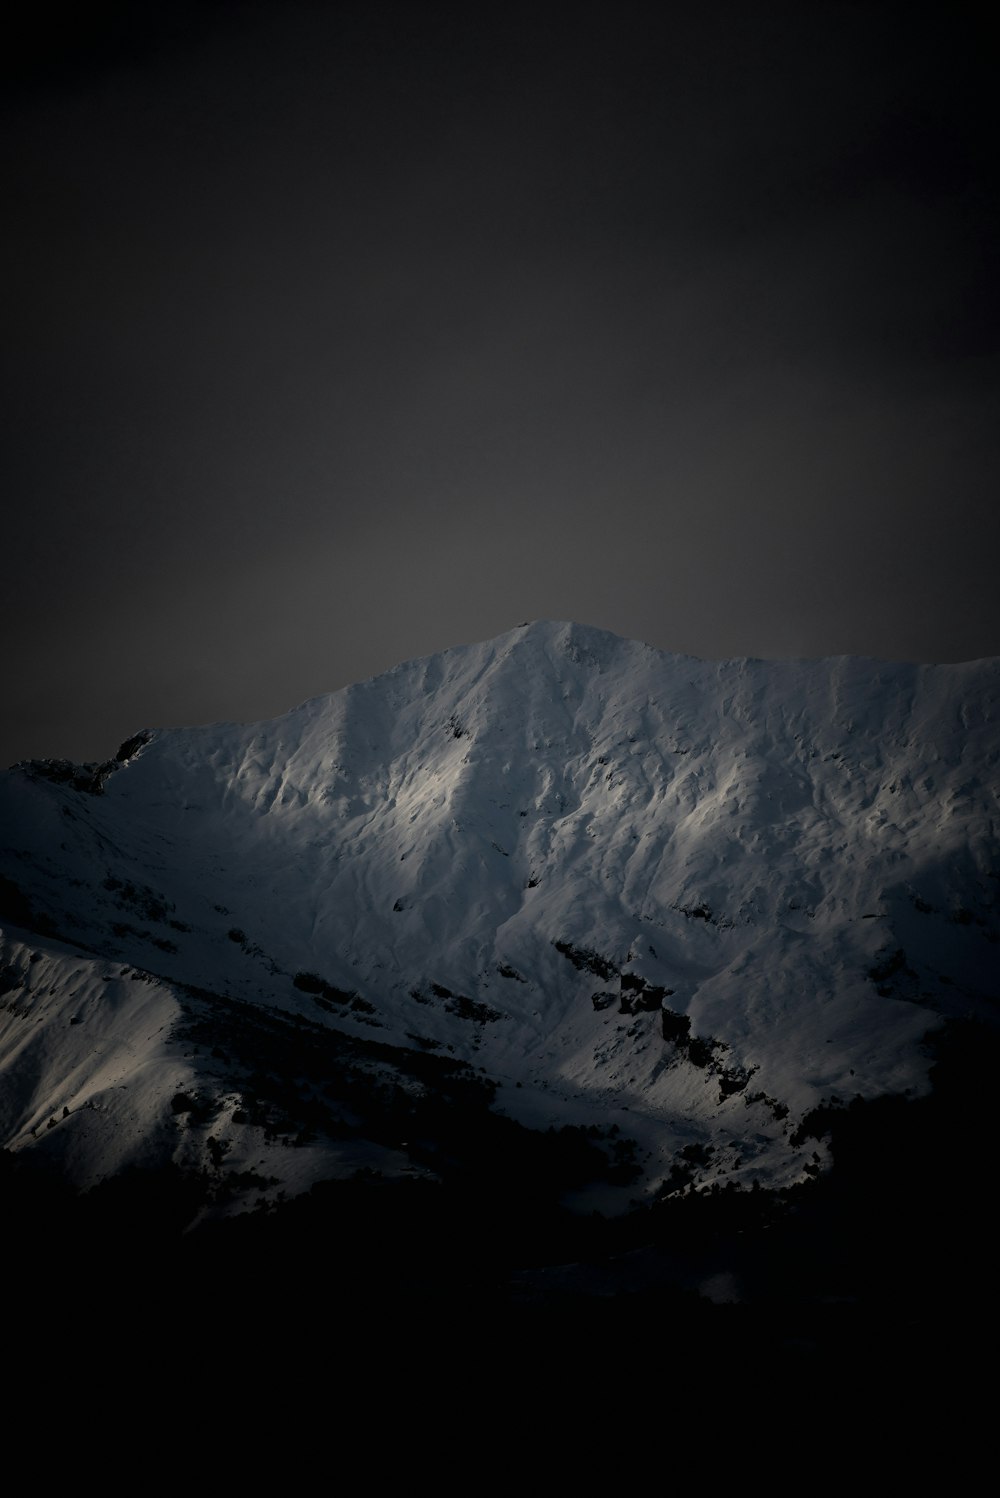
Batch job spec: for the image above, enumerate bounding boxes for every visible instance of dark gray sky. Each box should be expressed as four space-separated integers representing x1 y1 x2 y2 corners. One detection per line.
4 0 998 766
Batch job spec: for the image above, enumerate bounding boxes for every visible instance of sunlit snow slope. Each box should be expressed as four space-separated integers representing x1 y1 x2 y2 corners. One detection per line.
2 621 997 1209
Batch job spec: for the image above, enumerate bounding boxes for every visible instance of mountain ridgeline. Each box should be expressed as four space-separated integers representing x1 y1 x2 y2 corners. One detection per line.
1 622 997 1345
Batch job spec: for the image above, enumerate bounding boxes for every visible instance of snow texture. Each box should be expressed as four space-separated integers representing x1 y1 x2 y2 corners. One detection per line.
2 621 997 1210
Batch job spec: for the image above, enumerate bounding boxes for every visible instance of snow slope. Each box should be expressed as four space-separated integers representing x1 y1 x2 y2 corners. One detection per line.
2 621 997 1211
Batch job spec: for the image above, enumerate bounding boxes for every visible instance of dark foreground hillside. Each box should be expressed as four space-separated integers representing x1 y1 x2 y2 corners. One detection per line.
6 1015 997 1378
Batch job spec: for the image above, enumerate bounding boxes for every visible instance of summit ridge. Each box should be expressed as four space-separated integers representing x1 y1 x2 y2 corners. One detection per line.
1 622 997 1214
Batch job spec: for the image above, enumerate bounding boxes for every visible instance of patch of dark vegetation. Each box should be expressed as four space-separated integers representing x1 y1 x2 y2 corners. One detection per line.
677 904 713 922
291 968 324 991
170 1091 215 1125
657 1142 718 1199
206 1135 229 1168
446 994 502 1024
717 1063 758 1103
216 1168 279 1198
656 1004 748 1094
496 963 526 983
412 985 501 1024
292 970 359 1012
744 1090 789 1122
619 974 674 1014
682 1141 716 1168
110 919 178 953
1 996 32 1020
660 1008 692 1046
553 939 617 982
103 875 175 925
658 1008 723 1067
687 1035 719 1068
608 1133 640 1182
225 927 275 968
656 1161 694 1197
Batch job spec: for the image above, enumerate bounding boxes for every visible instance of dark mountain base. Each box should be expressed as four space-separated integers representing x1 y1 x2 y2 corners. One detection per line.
6 1017 997 1375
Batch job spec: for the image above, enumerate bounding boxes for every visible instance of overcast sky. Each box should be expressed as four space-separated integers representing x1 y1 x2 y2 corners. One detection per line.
3 1 998 765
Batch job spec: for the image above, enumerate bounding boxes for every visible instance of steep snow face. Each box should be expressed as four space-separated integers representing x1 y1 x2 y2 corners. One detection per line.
2 621 998 1205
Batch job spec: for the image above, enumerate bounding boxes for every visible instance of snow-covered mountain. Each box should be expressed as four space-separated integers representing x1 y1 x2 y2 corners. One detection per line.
2 620 997 1229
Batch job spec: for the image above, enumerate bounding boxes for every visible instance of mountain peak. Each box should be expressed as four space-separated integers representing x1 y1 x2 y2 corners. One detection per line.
1 628 997 1223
